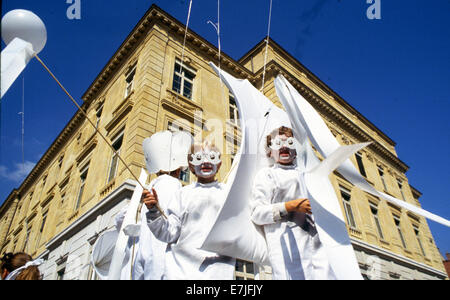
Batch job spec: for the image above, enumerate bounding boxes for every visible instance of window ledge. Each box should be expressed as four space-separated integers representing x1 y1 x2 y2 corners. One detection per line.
166 88 202 111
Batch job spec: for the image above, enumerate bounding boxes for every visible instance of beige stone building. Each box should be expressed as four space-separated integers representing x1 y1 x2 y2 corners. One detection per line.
0 4 447 280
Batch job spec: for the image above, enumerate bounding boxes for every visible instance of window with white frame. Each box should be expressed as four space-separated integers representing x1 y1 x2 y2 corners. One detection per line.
229 94 239 127
340 186 357 229
369 202 384 240
107 134 124 183
393 215 407 249
413 224 426 256
75 164 90 210
235 260 255 280
124 64 137 99
172 59 195 100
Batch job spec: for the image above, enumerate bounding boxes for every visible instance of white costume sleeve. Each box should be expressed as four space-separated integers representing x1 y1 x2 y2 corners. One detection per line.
146 192 183 244
250 169 288 226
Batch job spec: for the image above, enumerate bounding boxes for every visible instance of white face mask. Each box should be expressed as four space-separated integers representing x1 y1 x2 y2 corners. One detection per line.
190 151 221 178
270 135 298 164
269 136 297 150
190 151 221 166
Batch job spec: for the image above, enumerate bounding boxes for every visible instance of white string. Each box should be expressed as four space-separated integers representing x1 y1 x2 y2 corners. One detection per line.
208 0 226 110
261 0 273 92
178 0 193 89
21 75 28 253
21 76 25 167
217 0 222 85
130 0 194 279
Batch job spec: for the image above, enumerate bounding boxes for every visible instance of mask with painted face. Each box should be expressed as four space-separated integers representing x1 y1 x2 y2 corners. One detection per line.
190 150 221 178
269 136 297 151
270 135 298 165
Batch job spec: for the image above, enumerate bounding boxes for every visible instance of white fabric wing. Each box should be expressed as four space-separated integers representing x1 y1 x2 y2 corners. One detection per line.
91 230 120 280
303 143 371 280
201 64 366 279
275 75 450 228
200 63 291 265
1 37 35 98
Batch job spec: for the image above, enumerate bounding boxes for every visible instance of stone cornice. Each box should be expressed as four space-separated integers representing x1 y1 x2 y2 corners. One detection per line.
82 4 252 103
264 60 409 174
410 185 422 199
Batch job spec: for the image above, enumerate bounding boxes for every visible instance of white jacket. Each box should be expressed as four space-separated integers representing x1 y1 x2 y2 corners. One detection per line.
115 175 182 280
147 181 236 280
251 163 336 280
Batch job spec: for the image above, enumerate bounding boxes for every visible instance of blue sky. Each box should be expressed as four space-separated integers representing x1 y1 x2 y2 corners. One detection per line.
1 1 449 258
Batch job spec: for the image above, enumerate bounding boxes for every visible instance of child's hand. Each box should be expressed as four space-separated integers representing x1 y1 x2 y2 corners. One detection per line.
142 188 158 210
285 198 312 214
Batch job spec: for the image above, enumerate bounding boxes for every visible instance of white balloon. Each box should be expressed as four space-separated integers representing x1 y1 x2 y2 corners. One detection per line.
1 9 47 54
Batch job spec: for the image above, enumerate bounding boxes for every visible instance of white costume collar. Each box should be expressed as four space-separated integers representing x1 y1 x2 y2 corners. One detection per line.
273 162 297 170
195 181 220 188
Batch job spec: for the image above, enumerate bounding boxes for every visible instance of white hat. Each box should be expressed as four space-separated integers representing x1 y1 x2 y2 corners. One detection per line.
143 131 193 174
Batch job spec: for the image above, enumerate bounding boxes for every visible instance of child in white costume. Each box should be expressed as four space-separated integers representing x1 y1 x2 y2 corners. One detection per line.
251 126 336 280
112 131 192 280
114 173 182 280
143 142 236 280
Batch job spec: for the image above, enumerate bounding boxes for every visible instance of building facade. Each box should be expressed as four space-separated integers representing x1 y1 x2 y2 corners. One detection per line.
0 4 447 280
